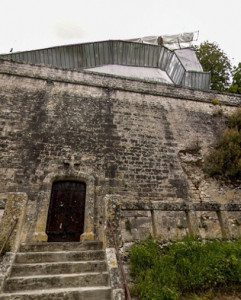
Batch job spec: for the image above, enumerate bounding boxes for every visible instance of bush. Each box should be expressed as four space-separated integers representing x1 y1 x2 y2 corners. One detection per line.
227 108 241 132
130 237 241 300
204 108 241 180
0 242 11 256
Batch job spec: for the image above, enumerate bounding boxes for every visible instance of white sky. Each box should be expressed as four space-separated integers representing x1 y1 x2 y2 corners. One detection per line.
0 0 240 66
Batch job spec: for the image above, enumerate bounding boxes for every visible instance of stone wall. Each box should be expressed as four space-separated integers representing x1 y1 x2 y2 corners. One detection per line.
0 58 241 245
0 193 27 251
119 201 241 243
0 195 6 225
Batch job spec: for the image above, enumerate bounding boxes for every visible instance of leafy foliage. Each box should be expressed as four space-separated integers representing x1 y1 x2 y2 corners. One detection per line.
228 63 241 94
0 242 11 256
195 41 232 92
130 237 241 300
227 108 241 132
204 108 241 179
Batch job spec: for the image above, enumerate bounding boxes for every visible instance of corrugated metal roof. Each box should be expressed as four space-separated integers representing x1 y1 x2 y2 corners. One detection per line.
0 40 210 90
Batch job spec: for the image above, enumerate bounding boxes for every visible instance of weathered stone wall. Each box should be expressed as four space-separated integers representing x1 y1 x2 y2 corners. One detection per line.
0 58 241 245
0 195 6 225
118 202 241 244
0 193 27 251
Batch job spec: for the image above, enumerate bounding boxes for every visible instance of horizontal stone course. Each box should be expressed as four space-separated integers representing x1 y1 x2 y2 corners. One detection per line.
11 261 107 277
15 250 105 264
1 58 241 106
0 286 112 300
19 241 103 252
121 201 241 211
5 272 109 292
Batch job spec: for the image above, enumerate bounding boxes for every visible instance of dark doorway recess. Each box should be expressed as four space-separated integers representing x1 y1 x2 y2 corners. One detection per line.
46 181 86 242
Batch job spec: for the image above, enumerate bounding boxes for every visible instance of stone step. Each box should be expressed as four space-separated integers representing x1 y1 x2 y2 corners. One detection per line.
11 260 107 276
4 272 109 293
0 286 111 300
15 250 105 264
19 241 103 253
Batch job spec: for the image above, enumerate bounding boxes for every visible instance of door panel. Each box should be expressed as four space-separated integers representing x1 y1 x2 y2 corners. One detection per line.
46 181 86 242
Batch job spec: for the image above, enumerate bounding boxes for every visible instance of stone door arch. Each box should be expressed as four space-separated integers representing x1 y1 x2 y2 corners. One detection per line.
32 172 95 242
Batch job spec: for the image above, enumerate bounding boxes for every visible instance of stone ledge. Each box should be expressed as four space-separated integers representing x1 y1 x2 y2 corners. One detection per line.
121 201 241 211
1 58 241 107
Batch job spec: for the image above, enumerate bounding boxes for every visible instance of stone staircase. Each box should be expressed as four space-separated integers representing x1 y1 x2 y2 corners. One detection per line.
0 241 112 299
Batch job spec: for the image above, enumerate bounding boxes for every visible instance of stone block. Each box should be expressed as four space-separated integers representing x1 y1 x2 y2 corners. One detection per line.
196 211 222 239
0 193 28 252
225 211 241 238
154 211 189 240
121 211 153 242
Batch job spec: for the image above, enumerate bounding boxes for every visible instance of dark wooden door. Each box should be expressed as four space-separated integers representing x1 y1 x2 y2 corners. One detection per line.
46 181 86 242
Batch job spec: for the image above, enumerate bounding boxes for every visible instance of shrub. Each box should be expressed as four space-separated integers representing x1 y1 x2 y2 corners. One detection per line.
204 108 241 180
130 237 241 300
227 108 241 132
0 242 11 256
212 107 223 117
125 219 132 232
210 98 219 105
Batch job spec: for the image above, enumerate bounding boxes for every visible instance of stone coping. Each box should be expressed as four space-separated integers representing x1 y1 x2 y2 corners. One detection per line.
121 201 241 211
1 58 241 107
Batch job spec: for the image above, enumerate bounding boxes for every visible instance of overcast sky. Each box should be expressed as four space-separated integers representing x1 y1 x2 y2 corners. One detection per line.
0 0 240 66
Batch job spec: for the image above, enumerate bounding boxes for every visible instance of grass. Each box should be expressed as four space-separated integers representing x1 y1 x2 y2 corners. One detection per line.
130 237 241 300
210 98 219 105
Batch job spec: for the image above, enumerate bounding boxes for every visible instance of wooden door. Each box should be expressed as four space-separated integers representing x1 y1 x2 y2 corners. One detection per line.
46 181 86 242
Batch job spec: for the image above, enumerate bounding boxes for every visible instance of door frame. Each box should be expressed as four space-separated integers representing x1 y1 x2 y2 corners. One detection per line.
32 172 96 242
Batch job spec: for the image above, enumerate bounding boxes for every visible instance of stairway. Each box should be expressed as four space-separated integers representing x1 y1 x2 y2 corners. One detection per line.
0 241 111 299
